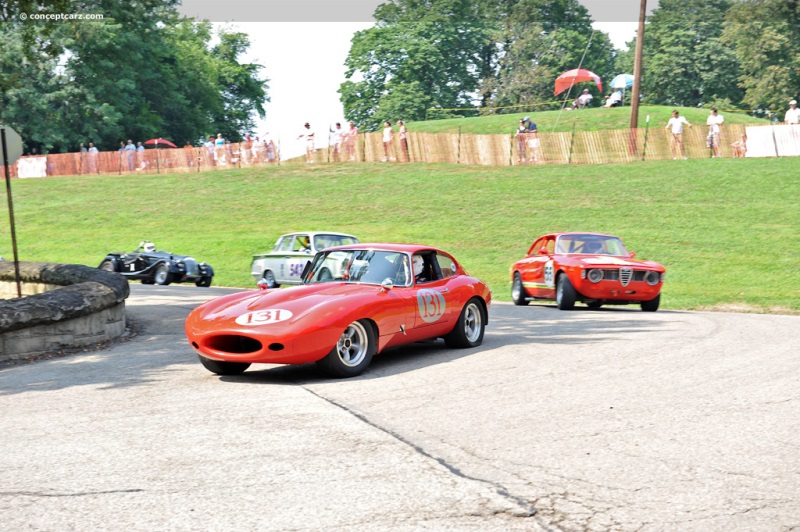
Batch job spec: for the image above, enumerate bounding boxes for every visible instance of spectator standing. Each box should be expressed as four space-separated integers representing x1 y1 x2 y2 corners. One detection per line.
298 123 315 163
330 123 343 162
666 110 691 159
785 100 799 124
515 119 528 164
136 141 146 170
345 121 359 161
184 141 195 167
214 133 226 164
87 142 99 173
382 121 394 162
124 139 136 170
524 116 540 163
267 139 277 162
204 137 215 166
706 108 724 158
397 120 409 162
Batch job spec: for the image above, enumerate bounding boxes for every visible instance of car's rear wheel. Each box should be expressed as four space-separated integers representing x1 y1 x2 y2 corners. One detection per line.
99 260 117 272
317 320 375 378
198 355 250 375
154 264 173 285
641 294 660 312
556 274 576 310
445 298 486 348
511 272 529 306
195 276 212 287
263 270 280 288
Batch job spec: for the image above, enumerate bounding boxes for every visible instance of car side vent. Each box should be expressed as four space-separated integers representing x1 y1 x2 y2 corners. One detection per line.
619 267 633 287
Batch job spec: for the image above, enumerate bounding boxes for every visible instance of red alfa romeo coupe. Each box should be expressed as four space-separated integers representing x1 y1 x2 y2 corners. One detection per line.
511 232 665 311
186 244 491 378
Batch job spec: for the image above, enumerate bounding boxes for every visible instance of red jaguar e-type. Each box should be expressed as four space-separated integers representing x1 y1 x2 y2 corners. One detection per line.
511 232 665 311
186 244 491 378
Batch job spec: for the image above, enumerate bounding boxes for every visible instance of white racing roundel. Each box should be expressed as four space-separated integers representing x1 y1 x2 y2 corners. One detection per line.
417 289 446 323
235 309 293 326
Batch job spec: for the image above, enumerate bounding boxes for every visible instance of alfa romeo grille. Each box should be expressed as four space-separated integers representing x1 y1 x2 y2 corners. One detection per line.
619 267 633 286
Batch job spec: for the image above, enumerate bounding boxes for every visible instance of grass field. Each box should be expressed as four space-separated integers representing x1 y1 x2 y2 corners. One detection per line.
3 157 799 313
410 105 770 135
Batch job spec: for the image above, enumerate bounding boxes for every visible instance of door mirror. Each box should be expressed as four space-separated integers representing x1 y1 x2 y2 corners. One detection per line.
628 251 636 259
257 278 269 290
539 247 549 255
380 278 394 291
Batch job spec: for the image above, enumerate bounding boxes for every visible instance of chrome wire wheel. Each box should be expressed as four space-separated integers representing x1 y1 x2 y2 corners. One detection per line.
336 321 370 368
463 302 482 343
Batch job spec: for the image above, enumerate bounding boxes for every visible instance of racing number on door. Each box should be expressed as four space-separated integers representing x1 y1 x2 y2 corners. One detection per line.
289 263 305 277
544 260 555 287
417 289 446 323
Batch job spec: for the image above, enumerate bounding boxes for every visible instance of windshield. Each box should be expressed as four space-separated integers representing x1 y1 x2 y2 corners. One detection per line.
313 234 359 250
555 234 629 256
304 250 411 286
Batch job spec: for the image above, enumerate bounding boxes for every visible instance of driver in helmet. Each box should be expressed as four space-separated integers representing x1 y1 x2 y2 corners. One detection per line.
412 254 427 283
143 242 156 253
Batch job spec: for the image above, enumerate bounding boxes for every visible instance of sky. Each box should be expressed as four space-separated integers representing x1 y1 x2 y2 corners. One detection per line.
179 1 649 159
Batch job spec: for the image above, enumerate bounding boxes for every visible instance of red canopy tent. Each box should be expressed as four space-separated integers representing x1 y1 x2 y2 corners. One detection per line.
554 69 603 96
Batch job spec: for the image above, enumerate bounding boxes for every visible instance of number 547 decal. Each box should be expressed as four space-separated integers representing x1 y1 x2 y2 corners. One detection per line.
417 289 446 323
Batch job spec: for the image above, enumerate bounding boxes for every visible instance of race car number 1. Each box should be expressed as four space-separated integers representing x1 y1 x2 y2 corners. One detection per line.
235 309 293 326
417 289 446 323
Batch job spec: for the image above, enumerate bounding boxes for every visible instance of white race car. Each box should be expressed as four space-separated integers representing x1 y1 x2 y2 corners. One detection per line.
250 231 359 288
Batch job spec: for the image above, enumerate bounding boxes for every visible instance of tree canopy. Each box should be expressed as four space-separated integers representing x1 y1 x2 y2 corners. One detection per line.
0 1 269 153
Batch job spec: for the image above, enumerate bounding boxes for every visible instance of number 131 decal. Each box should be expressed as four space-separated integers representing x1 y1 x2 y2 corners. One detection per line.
417 289 446 323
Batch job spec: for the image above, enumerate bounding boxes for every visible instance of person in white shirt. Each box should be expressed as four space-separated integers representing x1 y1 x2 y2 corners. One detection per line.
784 100 799 124
575 89 593 109
666 110 692 159
329 123 343 161
382 121 394 162
604 90 622 108
706 108 724 158
298 123 315 163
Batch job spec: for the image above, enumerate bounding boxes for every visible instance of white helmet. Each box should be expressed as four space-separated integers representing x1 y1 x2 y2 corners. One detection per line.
143 242 156 253
413 255 424 277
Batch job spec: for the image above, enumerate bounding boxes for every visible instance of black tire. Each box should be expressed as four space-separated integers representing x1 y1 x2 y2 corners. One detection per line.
641 293 660 312
195 276 212 287
263 270 280 288
587 301 603 309
316 320 375 378
444 298 486 348
99 259 117 272
141 279 155 285
511 272 529 306
556 274 576 310
198 355 250 375
154 264 173 285
318 267 332 282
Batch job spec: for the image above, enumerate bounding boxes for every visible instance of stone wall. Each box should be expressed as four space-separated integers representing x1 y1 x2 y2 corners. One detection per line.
0 262 129 360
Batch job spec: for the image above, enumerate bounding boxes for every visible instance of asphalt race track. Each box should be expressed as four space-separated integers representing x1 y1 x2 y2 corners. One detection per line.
1 284 798 530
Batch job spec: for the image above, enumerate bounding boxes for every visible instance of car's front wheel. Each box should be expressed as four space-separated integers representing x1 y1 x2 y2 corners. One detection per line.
641 294 660 312
263 270 280 289
99 259 117 272
556 274 576 310
511 272 529 306
195 276 212 287
317 320 375 378
154 264 173 285
198 355 250 375
444 298 486 348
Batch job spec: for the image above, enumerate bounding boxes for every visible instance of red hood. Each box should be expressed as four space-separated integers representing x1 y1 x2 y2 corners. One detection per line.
572 255 665 270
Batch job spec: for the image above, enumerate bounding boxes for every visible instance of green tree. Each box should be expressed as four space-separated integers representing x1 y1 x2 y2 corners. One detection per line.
0 0 268 153
637 0 742 107
722 0 799 112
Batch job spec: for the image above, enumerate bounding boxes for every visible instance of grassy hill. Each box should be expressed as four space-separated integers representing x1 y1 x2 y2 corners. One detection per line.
406 105 770 135
4 158 799 314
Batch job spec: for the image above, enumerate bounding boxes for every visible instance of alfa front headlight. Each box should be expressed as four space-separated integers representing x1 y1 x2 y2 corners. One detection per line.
587 269 604 283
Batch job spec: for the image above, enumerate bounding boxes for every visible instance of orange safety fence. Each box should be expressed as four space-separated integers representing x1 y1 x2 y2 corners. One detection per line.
1 124 791 180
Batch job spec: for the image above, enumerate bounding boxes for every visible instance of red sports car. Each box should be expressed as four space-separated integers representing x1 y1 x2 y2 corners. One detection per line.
510 232 665 311
186 244 491 378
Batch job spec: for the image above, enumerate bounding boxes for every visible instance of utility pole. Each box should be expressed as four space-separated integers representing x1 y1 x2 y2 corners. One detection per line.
629 0 647 154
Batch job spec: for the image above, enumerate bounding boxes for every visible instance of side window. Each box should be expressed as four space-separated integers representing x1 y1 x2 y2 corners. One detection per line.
529 238 545 256
545 238 555 255
274 236 292 252
434 252 458 279
291 235 311 252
